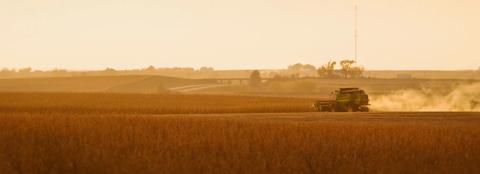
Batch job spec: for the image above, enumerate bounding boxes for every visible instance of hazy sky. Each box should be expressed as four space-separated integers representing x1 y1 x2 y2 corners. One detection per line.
1 0 479 70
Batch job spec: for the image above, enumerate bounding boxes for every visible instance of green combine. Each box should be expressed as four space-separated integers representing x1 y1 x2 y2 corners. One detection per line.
313 88 369 112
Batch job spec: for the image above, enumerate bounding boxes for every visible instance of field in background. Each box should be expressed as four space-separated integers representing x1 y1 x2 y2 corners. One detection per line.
0 92 315 114
0 75 476 98
198 78 475 98
0 112 479 174
0 76 205 93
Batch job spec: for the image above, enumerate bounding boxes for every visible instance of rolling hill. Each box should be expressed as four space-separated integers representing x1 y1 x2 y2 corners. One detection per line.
0 75 204 93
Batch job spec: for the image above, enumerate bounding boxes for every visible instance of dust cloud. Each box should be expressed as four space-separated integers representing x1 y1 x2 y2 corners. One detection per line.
370 82 480 111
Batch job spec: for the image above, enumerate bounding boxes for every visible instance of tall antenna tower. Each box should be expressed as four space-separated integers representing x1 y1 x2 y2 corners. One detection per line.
354 5 358 62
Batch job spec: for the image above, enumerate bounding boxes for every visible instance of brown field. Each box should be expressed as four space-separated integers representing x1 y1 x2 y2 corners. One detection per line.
0 76 202 93
1 75 477 98
0 92 314 114
0 92 479 174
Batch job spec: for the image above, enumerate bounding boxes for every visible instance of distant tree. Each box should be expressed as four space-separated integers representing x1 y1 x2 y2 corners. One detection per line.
50 68 68 76
200 67 214 71
287 63 303 72
145 65 156 72
340 60 356 78
18 67 32 73
249 70 261 87
288 63 317 77
300 64 317 77
302 64 316 71
288 63 315 71
339 60 365 78
317 68 325 77
318 61 336 77
105 67 116 72
103 68 116 75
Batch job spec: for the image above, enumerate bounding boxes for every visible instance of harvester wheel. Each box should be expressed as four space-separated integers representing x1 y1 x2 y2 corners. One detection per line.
347 105 360 112
360 106 369 112
330 106 336 112
347 105 353 112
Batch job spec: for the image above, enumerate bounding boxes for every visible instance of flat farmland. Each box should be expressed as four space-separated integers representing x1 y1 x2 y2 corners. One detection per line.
0 92 315 114
0 93 479 174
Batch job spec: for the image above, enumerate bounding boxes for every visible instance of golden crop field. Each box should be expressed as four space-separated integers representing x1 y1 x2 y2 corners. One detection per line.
0 92 315 114
0 93 479 174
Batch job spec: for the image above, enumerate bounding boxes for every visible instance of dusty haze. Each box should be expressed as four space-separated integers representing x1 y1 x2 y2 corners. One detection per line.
371 82 480 111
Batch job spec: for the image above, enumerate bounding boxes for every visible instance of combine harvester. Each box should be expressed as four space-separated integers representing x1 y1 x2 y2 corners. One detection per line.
313 88 369 112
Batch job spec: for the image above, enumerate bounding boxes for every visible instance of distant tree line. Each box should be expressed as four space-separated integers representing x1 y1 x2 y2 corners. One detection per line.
248 59 364 89
265 59 364 79
0 65 217 78
1 61 364 79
